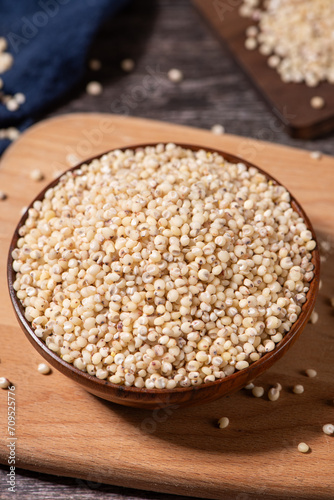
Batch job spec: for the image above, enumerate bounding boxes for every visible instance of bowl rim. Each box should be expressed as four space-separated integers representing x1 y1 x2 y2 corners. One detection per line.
7 142 320 395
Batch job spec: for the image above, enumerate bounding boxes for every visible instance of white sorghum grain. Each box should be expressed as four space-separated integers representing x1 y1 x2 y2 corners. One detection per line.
37 363 51 375
6 99 19 112
218 417 229 429
0 37 7 52
310 96 325 110
239 0 334 86
293 384 304 394
121 58 135 72
0 52 13 73
252 386 264 398
309 310 318 324
89 59 101 71
245 38 257 50
168 68 183 82
310 151 322 160
30 169 44 182
268 387 280 401
244 382 254 390
0 377 10 389
297 442 309 453
211 124 225 135
12 144 317 388
86 81 102 96
14 93 26 105
322 424 334 435
305 369 317 378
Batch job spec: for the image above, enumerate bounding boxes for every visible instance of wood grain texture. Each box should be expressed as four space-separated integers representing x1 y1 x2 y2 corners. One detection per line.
193 0 334 139
0 113 333 500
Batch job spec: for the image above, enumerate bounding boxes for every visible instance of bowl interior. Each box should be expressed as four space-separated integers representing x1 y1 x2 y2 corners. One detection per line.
7 143 320 408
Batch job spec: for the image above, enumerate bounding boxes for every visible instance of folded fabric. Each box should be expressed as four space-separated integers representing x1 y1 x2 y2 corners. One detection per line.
0 0 129 154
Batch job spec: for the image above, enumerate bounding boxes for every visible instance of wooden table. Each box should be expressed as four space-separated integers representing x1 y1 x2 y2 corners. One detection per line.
0 1 333 499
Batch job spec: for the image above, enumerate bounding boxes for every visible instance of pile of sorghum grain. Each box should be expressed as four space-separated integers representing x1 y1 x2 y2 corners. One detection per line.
241 0 334 87
12 144 316 389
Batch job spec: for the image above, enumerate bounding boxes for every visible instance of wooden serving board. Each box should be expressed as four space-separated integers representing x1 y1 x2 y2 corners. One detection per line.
0 113 334 500
193 0 334 139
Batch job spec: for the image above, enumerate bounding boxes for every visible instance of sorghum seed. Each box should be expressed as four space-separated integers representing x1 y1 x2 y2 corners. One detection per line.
310 96 325 110
218 417 229 429
309 310 318 324
252 386 264 398
310 151 322 160
89 59 101 71
293 384 304 394
268 387 280 401
297 442 309 453
121 58 135 72
30 169 44 182
322 424 334 436
37 363 51 375
86 81 102 96
211 124 225 135
0 377 10 389
168 68 183 82
305 369 317 378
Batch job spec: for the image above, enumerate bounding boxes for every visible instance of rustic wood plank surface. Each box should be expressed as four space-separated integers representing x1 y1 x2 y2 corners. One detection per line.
0 0 333 499
0 113 333 500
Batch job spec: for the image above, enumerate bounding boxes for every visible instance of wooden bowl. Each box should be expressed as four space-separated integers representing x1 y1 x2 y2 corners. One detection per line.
7 143 320 409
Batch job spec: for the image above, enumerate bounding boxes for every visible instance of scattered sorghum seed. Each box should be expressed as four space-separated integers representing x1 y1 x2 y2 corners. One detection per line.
168 68 183 82
267 55 280 68
121 58 135 72
297 442 309 453
293 384 304 394
245 38 257 50
252 386 264 398
322 424 334 436
218 417 230 429
30 169 44 182
310 96 325 110
274 382 282 391
268 387 280 401
37 363 51 375
0 51 13 73
14 93 26 105
320 240 331 252
310 151 322 160
6 99 19 112
0 190 7 200
245 382 254 390
0 377 10 389
86 81 102 96
305 369 317 378
309 310 318 324
0 37 7 52
246 26 258 37
89 59 102 71
11 144 317 388
211 124 225 135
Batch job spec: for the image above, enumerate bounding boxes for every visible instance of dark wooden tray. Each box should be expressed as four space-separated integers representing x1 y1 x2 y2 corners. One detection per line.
193 0 334 139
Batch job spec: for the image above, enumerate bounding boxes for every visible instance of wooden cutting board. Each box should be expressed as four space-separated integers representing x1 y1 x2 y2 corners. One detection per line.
193 0 334 139
0 113 333 500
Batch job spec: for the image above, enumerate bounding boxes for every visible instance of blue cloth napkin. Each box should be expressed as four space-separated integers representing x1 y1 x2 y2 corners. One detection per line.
0 0 129 154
